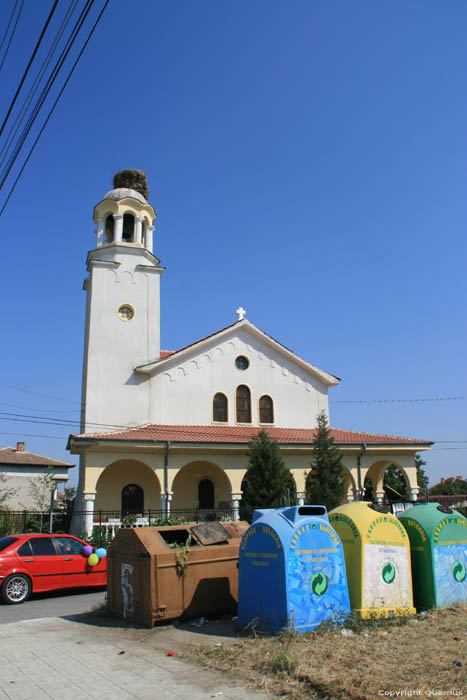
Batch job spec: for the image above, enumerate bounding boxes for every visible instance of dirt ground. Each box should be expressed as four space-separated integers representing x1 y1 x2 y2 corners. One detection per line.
82 604 466 700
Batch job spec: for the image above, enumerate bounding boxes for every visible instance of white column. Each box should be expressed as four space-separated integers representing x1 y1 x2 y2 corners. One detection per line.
144 225 154 253
347 491 355 503
376 490 385 504
296 492 306 506
95 218 105 247
135 217 144 244
230 492 242 521
161 491 173 519
83 492 96 537
113 213 123 243
410 487 419 502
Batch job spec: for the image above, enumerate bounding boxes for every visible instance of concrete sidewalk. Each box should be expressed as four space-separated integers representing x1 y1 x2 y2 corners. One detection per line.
0 616 269 700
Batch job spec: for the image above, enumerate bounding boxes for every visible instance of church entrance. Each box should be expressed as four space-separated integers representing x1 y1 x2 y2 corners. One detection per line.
171 460 232 514
122 483 144 514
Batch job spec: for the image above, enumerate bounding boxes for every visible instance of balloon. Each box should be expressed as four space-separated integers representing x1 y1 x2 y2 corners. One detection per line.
82 545 93 557
88 553 99 566
96 548 107 559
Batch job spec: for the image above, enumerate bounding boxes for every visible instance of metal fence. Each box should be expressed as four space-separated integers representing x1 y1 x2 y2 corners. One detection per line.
0 507 235 540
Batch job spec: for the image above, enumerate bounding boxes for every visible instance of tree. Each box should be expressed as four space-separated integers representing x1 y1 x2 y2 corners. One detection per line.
305 411 346 511
0 473 17 510
240 430 296 522
384 454 429 500
430 477 467 496
27 466 57 511
415 454 429 496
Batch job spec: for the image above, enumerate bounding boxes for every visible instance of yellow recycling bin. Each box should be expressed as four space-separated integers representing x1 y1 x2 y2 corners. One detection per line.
329 502 416 618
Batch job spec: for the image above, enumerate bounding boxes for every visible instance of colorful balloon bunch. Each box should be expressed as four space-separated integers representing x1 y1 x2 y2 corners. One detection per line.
81 544 107 566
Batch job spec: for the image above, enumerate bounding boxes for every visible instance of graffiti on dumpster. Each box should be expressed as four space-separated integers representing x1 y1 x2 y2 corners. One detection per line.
121 563 134 619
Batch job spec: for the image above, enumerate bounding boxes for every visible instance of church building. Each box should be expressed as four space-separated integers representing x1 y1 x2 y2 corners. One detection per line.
68 171 432 534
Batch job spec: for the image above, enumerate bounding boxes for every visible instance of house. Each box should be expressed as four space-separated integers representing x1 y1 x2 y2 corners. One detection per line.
68 170 432 534
0 442 74 510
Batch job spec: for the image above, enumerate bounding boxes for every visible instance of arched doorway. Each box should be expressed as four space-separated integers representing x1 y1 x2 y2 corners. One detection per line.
198 478 215 509
122 483 144 514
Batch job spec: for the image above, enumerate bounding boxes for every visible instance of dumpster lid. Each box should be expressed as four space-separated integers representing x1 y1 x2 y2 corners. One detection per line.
436 505 454 515
368 503 390 514
190 522 231 545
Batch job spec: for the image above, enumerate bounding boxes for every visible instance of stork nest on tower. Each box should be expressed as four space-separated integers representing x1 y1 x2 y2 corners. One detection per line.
113 169 149 200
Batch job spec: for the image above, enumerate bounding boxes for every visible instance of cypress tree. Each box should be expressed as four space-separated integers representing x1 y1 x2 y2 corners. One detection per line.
240 429 296 521
305 411 346 511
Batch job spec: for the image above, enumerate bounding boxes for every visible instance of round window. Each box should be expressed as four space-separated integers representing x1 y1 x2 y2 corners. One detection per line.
117 304 135 321
235 355 249 370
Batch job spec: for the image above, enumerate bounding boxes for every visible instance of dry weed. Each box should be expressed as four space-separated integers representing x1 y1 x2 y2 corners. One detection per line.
185 605 467 699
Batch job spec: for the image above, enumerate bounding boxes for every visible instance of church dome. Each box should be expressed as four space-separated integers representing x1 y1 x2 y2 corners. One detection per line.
103 187 147 204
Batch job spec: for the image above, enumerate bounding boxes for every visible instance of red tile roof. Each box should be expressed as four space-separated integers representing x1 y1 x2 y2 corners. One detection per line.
0 446 74 467
71 423 431 446
160 350 175 359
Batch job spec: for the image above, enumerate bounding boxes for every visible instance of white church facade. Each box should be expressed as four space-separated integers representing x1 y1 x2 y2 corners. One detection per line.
68 171 431 534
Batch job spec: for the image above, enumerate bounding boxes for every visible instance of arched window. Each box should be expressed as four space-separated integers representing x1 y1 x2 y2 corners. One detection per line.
259 395 274 424
122 213 135 242
213 393 228 422
105 214 114 242
198 478 214 509
121 483 144 514
236 385 251 423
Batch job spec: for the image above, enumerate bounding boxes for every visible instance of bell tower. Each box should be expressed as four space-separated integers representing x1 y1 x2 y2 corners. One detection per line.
81 169 164 433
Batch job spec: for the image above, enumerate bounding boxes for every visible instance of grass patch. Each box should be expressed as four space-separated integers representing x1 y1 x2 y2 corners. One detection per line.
185 605 466 699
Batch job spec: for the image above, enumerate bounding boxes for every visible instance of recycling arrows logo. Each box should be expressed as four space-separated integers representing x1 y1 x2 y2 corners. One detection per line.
382 562 396 584
311 572 328 596
452 561 466 583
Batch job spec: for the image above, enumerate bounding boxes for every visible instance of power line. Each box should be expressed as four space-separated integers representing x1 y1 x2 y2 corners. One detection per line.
0 383 82 405
0 401 80 414
0 0 19 56
0 431 66 440
0 0 110 215
0 0 78 164
335 396 466 404
0 0 24 74
0 0 95 190
0 0 59 140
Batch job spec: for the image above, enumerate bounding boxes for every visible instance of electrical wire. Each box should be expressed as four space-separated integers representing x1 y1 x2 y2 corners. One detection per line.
0 0 110 216
0 382 82 405
0 431 66 440
0 0 95 190
0 0 24 74
0 0 79 164
0 0 59 140
0 0 20 56
335 396 465 404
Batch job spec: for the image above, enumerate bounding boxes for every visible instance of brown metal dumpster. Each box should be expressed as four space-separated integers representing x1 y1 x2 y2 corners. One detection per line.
106 521 249 627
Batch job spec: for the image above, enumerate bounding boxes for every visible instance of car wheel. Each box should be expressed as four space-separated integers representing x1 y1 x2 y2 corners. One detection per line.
2 574 31 604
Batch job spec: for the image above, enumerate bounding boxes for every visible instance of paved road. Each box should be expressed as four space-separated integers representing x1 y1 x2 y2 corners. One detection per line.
0 586 106 624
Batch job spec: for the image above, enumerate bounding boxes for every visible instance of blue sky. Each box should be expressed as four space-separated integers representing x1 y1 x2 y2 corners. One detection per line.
1 0 466 487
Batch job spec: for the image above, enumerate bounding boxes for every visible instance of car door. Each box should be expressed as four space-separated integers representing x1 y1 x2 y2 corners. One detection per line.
17 537 63 592
54 536 91 588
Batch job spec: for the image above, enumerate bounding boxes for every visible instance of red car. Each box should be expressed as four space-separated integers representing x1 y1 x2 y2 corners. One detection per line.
0 533 107 604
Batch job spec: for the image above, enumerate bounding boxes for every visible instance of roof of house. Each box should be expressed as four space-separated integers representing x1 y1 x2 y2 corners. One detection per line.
69 423 432 446
0 446 74 468
429 475 467 491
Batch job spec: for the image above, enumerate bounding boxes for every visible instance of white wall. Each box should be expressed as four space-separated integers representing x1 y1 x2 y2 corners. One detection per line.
82 244 162 432
149 326 330 428
0 466 70 510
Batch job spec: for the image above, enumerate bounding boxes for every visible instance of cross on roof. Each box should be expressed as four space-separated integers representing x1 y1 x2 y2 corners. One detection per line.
236 306 246 320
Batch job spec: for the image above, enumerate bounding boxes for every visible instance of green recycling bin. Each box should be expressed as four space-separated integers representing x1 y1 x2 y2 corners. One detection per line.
399 503 467 610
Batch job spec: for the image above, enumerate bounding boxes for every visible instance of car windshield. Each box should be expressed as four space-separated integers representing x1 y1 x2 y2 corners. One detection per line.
0 536 18 552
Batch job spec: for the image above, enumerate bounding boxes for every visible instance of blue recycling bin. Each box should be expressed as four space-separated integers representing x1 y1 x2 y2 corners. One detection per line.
236 506 350 634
